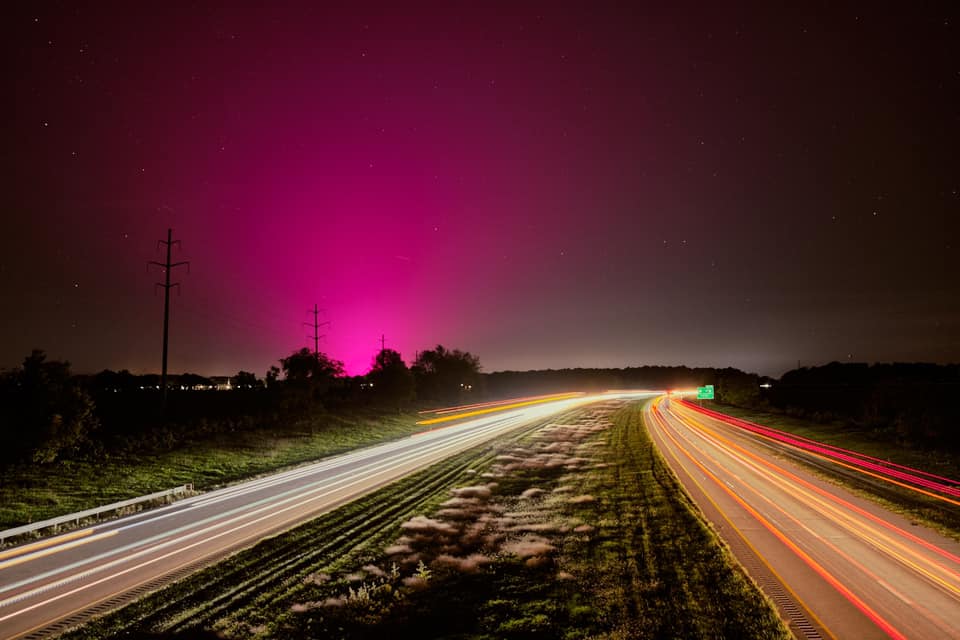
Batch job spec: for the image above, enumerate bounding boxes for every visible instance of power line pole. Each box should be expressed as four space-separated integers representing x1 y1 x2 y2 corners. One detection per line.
380 334 386 353
149 228 190 408
304 304 330 358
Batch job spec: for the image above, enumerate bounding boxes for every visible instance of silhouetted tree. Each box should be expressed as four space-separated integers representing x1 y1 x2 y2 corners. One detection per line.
0 350 99 463
265 365 281 389
179 373 212 390
367 349 414 411
93 368 138 393
281 348 344 386
412 345 481 404
276 348 344 411
234 370 261 390
769 362 960 448
714 368 762 407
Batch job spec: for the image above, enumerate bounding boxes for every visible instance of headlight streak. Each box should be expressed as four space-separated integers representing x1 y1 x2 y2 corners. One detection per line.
0 413 525 600
0 391 654 634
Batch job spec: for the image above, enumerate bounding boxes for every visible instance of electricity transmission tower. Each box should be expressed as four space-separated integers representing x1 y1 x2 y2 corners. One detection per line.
149 228 190 407
304 304 330 358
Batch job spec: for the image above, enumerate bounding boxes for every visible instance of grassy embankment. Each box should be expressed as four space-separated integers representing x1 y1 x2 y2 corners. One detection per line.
0 410 428 532
65 400 789 639
703 401 960 538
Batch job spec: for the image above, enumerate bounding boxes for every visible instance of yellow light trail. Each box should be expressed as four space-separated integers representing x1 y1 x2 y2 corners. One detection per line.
415 392 584 425
0 529 95 563
418 392 583 416
0 530 119 571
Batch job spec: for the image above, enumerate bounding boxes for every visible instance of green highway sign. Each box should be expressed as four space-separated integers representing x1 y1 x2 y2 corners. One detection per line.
696 385 714 400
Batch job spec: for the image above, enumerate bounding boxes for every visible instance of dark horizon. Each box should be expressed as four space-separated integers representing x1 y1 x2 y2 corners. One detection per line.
6 348 958 384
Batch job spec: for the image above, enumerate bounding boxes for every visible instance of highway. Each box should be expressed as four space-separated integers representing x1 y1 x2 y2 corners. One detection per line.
0 391 654 639
647 397 960 640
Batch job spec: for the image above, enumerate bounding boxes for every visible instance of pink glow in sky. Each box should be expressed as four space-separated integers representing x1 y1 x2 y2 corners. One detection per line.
5 3 959 377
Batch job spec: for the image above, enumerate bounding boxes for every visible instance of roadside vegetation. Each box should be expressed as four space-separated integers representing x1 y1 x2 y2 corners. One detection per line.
0 344 485 532
64 400 789 640
0 410 427 532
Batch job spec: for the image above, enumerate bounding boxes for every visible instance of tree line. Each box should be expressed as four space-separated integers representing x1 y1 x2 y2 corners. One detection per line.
3 347 957 466
759 362 960 449
0 345 482 465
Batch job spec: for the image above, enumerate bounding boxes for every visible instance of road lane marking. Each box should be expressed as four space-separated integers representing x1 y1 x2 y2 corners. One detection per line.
876 579 913 605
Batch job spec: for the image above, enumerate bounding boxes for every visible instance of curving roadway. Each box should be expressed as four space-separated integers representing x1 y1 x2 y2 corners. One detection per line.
647 396 960 640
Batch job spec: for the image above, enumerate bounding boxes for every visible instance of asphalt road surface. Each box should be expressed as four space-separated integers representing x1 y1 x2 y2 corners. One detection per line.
647 396 960 640
0 391 654 639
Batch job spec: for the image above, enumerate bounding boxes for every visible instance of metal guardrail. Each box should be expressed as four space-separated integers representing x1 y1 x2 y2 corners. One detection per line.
0 484 193 544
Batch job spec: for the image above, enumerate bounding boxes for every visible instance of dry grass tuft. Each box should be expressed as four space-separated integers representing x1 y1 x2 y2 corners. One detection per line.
435 507 471 519
303 571 331 585
402 575 429 589
432 553 491 573
502 535 556 558
568 494 596 504
441 496 479 508
400 515 459 535
384 543 413 556
320 596 347 607
511 522 560 533
451 485 494 499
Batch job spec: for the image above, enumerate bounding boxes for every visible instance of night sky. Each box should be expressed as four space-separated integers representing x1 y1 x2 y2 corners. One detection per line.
4 3 959 378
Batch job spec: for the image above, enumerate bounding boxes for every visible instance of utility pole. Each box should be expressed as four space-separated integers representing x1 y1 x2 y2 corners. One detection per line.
380 334 386 353
304 304 330 359
149 228 190 408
